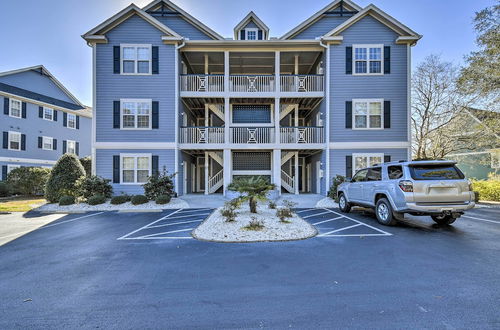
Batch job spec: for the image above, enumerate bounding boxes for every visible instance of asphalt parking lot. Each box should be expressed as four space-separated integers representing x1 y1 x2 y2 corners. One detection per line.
0 207 499 329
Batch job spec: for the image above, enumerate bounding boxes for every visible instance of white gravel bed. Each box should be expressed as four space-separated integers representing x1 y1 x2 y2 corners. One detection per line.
192 204 317 243
316 197 339 208
35 198 189 212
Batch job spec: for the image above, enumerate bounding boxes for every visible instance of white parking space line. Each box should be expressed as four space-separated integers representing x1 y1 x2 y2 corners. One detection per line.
157 213 211 220
117 209 183 240
462 215 500 224
312 217 342 225
321 208 392 236
302 211 332 219
42 212 105 229
138 228 193 239
148 219 204 229
295 208 318 214
318 224 362 236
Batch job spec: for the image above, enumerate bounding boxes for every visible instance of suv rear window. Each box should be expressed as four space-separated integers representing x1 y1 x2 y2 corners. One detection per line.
409 164 465 180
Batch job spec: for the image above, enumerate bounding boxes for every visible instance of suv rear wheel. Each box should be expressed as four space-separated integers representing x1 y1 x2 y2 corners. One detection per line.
431 214 456 225
338 193 351 213
375 198 397 226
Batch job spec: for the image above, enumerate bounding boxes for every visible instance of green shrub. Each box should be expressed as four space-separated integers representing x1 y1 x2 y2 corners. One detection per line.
155 194 171 205
268 201 277 209
328 175 346 202
76 175 113 200
59 195 75 206
243 217 265 231
142 170 175 200
0 182 12 197
472 179 500 202
131 195 149 205
110 195 130 205
87 194 106 205
7 167 51 196
45 154 86 203
79 156 92 177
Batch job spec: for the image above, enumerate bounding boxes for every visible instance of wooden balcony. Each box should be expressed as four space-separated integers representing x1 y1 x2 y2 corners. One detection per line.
280 127 325 144
180 75 224 93
179 127 225 144
280 75 324 93
230 127 275 144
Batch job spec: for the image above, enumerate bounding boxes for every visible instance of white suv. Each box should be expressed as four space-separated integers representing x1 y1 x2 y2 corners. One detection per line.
337 160 475 226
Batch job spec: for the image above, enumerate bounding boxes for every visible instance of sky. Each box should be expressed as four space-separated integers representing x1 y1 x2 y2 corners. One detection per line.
0 0 494 106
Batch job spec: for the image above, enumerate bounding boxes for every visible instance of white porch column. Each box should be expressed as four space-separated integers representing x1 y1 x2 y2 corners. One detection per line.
224 51 229 92
274 98 280 143
294 55 299 75
223 149 231 196
204 54 209 75
204 104 209 127
275 51 280 92
294 152 299 195
273 149 282 196
204 151 209 195
224 98 230 144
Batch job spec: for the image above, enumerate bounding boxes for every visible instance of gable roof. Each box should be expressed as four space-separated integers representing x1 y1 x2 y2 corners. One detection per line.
234 11 270 40
142 0 224 40
82 4 182 43
0 65 85 109
280 0 362 40
324 4 422 44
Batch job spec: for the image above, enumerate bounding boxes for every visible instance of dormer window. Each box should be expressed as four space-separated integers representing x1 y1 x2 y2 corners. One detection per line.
246 28 258 40
234 11 269 41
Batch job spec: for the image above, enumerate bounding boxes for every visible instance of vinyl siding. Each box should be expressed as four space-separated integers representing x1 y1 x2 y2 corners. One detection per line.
329 15 408 142
96 14 176 142
292 16 350 39
0 96 91 161
155 16 213 40
96 149 175 195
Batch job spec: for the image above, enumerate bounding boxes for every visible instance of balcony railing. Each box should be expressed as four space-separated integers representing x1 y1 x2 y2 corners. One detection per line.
229 75 276 93
280 75 324 92
179 127 225 144
180 74 224 92
231 127 275 144
280 127 325 144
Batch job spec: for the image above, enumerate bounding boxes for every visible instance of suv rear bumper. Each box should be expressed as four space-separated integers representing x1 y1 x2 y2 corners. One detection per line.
400 201 475 214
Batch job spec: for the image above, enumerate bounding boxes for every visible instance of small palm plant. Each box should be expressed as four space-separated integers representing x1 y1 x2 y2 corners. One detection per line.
228 176 276 214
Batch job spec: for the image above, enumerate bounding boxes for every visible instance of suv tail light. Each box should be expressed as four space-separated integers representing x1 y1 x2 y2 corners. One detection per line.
468 180 473 192
399 180 413 192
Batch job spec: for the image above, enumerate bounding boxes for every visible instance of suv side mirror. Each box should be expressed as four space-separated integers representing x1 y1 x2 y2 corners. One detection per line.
345 178 352 183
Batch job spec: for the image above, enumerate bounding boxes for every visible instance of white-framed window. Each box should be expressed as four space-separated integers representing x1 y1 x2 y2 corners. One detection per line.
245 28 258 40
353 153 384 171
8 131 21 151
121 44 152 75
353 99 383 129
120 154 151 184
9 99 22 118
67 113 76 129
42 136 54 150
43 107 54 121
7 164 21 174
353 44 383 75
121 99 152 130
67 140 76 154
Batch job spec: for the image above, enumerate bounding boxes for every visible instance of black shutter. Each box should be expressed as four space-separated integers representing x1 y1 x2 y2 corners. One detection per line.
53 110 58 121
38 137 42 148
240 30 245 40
346 156 353 178
346 46 353 74
113 155 120 183
152 155 159 176
62 140 67 154
2 132 7 149
113 101 120 128
152 46 159 74
2 165 7 181
53 139 57 150
39 106 43 118
258 30 263 40
113 46 120 74
384 46 391 74
345 101 353 128
75 142 79 156
152 101 159 129
22 102 27 118
384 155 391 163
21 134 26 150
384 101 391 129
3 98 8 115
63 112 67 127
76 115 80 129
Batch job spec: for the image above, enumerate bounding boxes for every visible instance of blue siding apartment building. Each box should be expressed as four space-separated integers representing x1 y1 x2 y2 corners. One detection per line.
0 66 91 180
82 0 421 196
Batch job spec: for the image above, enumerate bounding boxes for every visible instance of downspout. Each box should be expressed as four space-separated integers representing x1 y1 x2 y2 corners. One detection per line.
174 38 185 196
319 37 329 195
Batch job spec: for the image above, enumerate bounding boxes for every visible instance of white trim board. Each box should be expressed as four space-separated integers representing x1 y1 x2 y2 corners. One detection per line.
94 142 176 149
329 141 410 149
0 157 56 165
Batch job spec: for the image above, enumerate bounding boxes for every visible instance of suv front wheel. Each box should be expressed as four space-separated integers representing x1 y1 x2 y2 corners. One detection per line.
338 193 351 213
375 198 397 226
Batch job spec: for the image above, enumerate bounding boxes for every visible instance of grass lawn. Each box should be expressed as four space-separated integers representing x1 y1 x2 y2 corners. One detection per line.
0 197 46 212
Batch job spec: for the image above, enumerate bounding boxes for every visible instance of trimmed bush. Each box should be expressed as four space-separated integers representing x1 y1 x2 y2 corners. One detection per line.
143 170 175 200
131 195 149 205
87 194 106 205
7 167 51 196
45 154 86 203
76 175 113 200
155 194 171 205
79 156 92 177
472 179 500 202
328 175 346 202
110 195 130 205
59 195 75 206
0 182 12 197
